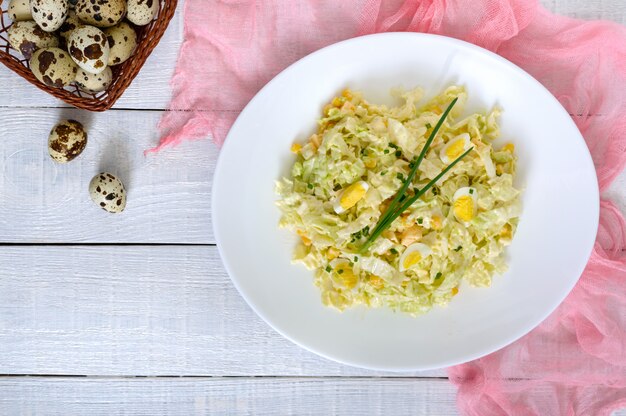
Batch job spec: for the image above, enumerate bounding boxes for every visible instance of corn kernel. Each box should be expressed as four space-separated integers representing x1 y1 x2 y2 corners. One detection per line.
364 159 377 169
369 275 384 290
323 104 333 116
341 101 356 113
309 134 321 150
401 280 410 288
503 143 515 153
430 106 443 115
341 89 353 100
332 97 344 108
496 164 504 175
500 223 512 240
297 230 311 246
342 271 358 290
290 143 302 153
326 247 339 260
431 215 443 230
451 287 459 296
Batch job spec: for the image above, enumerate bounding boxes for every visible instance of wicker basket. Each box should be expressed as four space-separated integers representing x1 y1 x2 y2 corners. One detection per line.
0 0 177 111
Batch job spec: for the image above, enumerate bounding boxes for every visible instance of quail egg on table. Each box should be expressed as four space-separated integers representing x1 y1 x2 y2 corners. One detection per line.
30 47 77 87
89 172 127 213
8 0 32 21
104 22 137 66
398 243 432 272
58 9 82 43
126 0 158 26
75 66 112 93
452 186 477 224
75 0 126 28
7 20 59 59
68 25 110 74
30 0 68 32
48 119 87 163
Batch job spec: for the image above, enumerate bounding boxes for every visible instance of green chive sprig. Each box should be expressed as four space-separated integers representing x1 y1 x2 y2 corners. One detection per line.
359 98 473 253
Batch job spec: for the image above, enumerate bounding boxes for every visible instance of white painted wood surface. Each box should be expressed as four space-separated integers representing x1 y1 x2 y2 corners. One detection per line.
0 0 624 415
0 377 458 415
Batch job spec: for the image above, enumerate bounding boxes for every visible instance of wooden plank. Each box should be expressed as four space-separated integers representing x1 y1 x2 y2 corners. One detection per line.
0 108 214 243
0 245 446 377
540 0 626 24
0 0 625 110
0 377 459 416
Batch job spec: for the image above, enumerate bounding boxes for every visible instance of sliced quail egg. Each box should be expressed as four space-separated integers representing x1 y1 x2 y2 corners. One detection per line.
68 25 109 74
30 0 68 32
332 181 369 214
89 172 126 213
7 20 59 59
75 66 112 93
452 187 477 223
329 259 358 290
398 243 432 272
8 0 32 21
30 47 77 87
440 133 471 164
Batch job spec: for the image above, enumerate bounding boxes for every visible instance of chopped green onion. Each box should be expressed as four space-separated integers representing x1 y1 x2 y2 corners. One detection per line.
388 143 398 149
435 272 442 279
395 150 402 158
354 256 358 262
360 145 473 253
337 269 344 274
384 149 390 154
417 218 423 224
307 183 313 189
425 123 432 129
325 265 332 273
390 248 399 255
454 246 463 252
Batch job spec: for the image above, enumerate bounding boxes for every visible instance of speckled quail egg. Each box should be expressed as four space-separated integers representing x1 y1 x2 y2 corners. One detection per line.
7 20 59 59
89 172 127 213
75 66 112 93
452 187 477 224
104 22 137 66
398 243 432 272
127 0 158 26
8 0 32 21
68 25 109 74
75 0 126 28
30 0 68 32
48 119 87 163
30 47 77 87
58 9 81 43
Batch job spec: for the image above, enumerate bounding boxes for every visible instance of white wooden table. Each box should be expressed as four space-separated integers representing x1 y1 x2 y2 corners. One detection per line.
0 1 624 414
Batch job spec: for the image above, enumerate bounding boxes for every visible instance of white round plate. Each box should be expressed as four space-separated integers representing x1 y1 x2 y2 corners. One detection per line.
212 33 598 371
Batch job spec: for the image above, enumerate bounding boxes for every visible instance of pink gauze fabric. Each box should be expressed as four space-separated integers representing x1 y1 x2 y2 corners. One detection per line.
156 1 626 415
